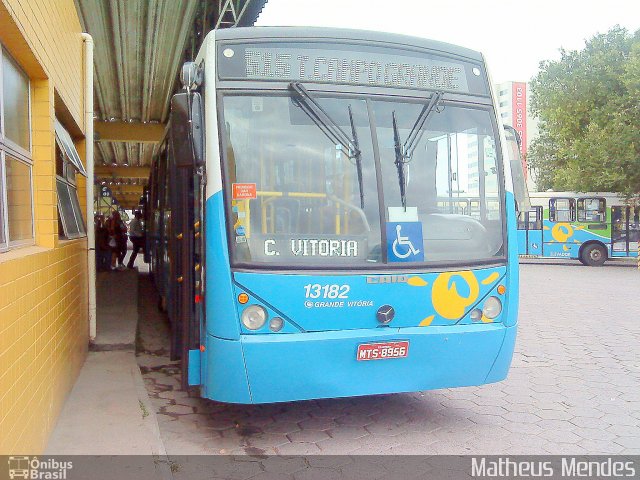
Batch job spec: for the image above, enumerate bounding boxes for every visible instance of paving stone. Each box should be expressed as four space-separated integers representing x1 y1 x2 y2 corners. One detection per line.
314 438 364 454
364 422 412 437
572 427 617 442
533 408 573 421
208 460 263 480
576 439 626 454
612 437 640 449
243 433 290 450
339 461 388 480
164 404 196 415
297 417 338 431
305 457 353 469
261 456 308 475
286 429 331 443
158 390 190 401
600 413 640 427
334 414 375 427
536 419 580 432
275 442 322 456
467 413 509 426
244 473 293 480
502 411 541 424
262 422 303 435
293 467 342 480
136 265 640 456
569 416 613 430
325 425 370 441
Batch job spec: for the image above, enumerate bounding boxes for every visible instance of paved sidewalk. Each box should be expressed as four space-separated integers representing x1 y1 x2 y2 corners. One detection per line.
91 269 140 350
46 267 171 478
46 350 164 456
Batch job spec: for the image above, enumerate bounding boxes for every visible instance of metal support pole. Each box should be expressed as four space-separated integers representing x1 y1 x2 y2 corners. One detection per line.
81 33 97 340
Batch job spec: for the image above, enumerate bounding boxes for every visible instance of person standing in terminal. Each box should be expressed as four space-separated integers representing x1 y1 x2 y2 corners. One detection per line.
108 210 127 271
127 210 145 269
95 215 111 271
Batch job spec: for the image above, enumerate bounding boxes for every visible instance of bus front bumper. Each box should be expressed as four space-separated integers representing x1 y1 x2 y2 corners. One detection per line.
202 323 517 404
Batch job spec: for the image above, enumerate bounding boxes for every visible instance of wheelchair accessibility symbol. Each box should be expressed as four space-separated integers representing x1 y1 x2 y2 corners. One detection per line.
386 222 424 262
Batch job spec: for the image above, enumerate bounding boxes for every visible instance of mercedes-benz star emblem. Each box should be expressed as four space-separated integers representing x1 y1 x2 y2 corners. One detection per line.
376 305 395 324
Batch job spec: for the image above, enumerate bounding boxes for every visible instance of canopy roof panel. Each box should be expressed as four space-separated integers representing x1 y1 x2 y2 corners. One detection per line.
75 0 268 208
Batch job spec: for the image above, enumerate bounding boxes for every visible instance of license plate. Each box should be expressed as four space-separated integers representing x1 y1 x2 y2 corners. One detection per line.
356 341 409 361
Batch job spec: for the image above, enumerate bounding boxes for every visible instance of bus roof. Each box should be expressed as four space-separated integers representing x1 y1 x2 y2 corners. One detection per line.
528 191 637 206
213 26 484 63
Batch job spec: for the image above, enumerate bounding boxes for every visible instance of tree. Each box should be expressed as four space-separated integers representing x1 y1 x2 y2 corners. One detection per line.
528 26 640 197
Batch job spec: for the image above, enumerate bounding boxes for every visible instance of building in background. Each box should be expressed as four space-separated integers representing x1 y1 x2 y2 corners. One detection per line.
496 81 539 190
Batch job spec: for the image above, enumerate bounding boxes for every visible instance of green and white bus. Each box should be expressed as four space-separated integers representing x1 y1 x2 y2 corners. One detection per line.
517 192 639 266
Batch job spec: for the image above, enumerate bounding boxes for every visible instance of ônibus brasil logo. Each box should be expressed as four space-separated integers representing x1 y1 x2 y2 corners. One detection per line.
7 456 73 479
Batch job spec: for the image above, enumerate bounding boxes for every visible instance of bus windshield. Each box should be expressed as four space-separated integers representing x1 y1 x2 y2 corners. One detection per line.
221 93 504 268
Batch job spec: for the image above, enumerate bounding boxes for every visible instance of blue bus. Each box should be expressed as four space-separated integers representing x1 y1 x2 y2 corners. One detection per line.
146 27 528 403
518 192 639 266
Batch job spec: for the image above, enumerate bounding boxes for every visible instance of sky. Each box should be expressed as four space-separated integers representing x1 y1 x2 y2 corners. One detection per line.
256 0 640 84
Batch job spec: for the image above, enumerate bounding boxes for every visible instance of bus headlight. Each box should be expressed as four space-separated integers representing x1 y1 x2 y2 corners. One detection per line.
470 308 483 322
269 317 284 332
241 305 267 330
482 296 502 319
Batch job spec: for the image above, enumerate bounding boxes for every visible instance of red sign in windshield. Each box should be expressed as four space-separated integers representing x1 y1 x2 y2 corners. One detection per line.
232 183 257 199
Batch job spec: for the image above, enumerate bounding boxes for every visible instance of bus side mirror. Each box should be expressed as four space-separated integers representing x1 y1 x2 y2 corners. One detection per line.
503 125 530 213
190 93 204 166
170 92 205 168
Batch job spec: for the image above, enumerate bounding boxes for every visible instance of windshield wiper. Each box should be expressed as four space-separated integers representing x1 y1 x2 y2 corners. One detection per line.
289 82 365 208
392 91 444 209
348 105 364 209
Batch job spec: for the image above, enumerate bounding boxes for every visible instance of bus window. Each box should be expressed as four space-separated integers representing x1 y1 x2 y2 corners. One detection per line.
577 197 606 223
517 207 542 230
528 206 542 229
221 95 381 266
631 207 640 242
549 198 574 222
517 211 527 230
373 101 504 262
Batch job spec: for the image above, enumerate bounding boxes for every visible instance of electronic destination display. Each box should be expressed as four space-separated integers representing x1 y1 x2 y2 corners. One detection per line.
217 42 488 95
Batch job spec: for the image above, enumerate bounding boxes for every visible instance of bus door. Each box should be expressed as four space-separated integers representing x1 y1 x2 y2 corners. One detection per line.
612 206 640 257
168 86 204 389
526 206 543 255
517 207 542 255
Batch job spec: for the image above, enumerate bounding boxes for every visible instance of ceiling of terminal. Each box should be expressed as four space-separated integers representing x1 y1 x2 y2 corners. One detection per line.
74 0 267 208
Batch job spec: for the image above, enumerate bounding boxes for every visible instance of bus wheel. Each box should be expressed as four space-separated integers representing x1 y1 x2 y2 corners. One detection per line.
581 244 607 266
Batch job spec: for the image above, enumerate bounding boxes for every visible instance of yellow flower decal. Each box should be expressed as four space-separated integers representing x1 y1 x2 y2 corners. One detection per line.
431 271 480 320
407 276 428 287
551 223 573 242
419 315 435 326
481 272 499 285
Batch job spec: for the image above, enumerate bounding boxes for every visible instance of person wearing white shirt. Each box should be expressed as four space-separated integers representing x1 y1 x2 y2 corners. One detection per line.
127 210 145 269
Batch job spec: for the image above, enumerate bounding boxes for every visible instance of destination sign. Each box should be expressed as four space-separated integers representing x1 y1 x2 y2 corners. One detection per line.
218 42 483 94
248 234 368 263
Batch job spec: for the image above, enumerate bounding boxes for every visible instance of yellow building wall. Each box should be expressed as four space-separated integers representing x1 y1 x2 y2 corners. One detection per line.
1 0 84 127
0 0 88 454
